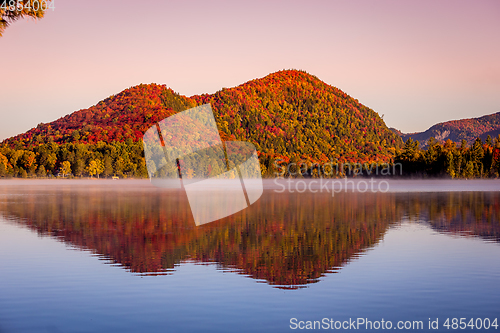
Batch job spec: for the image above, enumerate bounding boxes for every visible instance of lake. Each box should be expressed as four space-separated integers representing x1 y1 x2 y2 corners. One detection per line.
0 179 499 332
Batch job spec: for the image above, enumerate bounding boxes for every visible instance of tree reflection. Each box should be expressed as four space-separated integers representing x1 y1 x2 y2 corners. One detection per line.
0 185 498 289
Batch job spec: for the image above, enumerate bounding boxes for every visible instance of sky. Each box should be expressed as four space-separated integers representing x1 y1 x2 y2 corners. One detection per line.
1 0 499 141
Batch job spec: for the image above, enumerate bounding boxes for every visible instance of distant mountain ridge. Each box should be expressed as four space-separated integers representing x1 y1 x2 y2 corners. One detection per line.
399 112 500 147
1 70 402 165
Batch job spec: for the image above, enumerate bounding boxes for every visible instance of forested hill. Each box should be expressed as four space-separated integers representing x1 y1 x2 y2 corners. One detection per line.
4 83 197 146
400 112 500 147
0 70 402 178
193 70 402 164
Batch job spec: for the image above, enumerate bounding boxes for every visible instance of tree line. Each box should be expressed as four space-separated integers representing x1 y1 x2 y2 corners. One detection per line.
1 133 500 179
0 140 148 178
395 135 500 178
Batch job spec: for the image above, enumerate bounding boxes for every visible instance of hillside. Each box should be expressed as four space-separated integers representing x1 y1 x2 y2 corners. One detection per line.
3 84 196 145
400 112 500 147
193 70 401 165
0 70 402 178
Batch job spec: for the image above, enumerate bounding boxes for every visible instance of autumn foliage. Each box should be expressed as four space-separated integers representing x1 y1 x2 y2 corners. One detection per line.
0 70 402 178
1 186 498 288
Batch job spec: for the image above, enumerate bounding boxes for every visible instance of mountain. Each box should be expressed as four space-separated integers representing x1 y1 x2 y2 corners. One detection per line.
400 112 500 147
192 70 402 164
0 70 402 178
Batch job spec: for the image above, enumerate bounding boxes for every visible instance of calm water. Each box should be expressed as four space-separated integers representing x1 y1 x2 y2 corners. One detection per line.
0 180 499 333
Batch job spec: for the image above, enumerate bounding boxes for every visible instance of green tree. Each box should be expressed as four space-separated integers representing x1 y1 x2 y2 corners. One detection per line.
400 138 420 162
464 161 474 179
73 159 85 177
114 158 125 177
456 153 463 176
36 165 47 178
470 138 484 177
445 151 455 178
19 167 28 178
103 156 113 178
0 162 6 177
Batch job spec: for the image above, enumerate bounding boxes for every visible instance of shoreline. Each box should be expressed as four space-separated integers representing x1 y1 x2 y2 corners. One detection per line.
1 178 500 192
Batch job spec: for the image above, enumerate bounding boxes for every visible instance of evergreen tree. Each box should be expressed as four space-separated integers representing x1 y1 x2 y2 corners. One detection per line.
471 138 484 177
464 161 474 179
400 138 420 161
486 135 493 147
445 151 455 178
103 156 113 178
74 159 85 177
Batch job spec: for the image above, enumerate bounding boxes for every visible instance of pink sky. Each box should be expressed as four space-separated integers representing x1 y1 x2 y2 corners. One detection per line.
1 0 499 141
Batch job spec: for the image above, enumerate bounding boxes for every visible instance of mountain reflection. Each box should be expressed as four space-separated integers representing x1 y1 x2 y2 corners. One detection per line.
0 184 498 289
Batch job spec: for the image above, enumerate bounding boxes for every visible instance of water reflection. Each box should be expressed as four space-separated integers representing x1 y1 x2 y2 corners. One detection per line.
0 184 498 289
405 192 500 242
